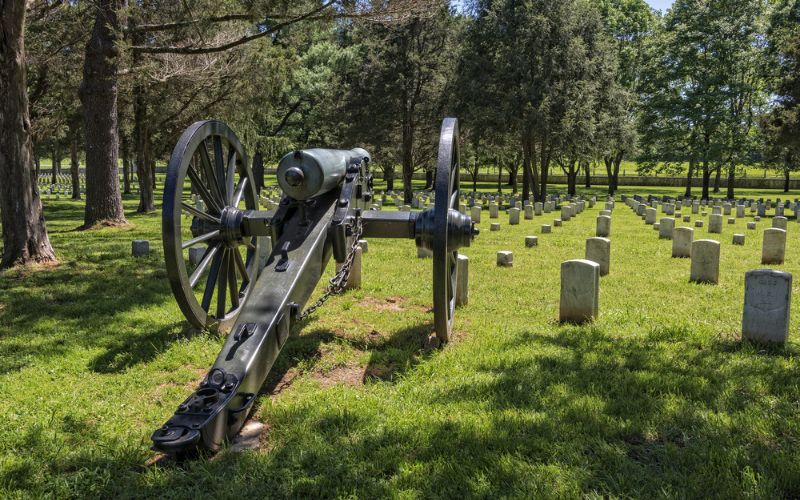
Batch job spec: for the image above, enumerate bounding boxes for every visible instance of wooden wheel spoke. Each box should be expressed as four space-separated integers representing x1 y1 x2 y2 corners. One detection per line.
227 255 239 309
213 136 226 202
233 177 248 207
189 244 220 288
182 229 220 250
216 249 229 318
233 249 249 284
225 147 237 205
181 202 220 224
199 140 225 207
187 163 222 213
201 251 223 312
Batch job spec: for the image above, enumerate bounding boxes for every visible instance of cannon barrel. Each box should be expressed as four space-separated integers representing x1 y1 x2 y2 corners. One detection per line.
277 148 371 201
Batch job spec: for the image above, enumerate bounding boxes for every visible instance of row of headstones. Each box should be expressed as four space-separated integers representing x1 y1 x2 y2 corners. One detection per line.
557 256 792 345
473 198 604 236
627 194 800 220
626 198 791 269
37 173 87 197
492 198 609 267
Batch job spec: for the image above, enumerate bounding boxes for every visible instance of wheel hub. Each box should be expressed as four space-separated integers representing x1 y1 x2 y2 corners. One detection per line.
219 207 245 247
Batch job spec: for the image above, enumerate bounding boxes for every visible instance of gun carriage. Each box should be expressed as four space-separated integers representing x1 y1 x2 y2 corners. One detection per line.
151 117 477 453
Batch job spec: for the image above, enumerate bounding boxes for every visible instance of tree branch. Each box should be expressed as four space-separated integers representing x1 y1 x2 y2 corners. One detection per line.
131 1 337 55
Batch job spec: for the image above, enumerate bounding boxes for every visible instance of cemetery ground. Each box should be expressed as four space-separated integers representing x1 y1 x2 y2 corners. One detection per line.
2 183 800 498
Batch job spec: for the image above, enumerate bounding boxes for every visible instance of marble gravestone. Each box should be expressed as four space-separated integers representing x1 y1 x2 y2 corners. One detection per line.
742 269 792 345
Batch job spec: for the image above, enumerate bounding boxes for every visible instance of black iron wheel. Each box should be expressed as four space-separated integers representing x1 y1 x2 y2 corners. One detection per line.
432 117 460 342
162 120 260 331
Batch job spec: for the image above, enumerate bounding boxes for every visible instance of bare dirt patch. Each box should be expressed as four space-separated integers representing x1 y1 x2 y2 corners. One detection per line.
313 364 366 388
360 296 412 312
267 367 300 396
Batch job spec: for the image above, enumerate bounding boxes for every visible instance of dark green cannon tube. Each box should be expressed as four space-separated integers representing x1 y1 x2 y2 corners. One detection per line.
277 148 370 201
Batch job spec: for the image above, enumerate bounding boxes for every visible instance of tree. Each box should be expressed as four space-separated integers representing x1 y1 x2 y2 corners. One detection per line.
0 0 57 268
80 0 126 227
597 0 654 195
336 3 456 203
460 0 618 201
640 0 768 200
761 0 800 191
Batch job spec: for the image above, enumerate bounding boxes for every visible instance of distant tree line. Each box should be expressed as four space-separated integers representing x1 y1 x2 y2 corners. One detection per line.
1 0 798 268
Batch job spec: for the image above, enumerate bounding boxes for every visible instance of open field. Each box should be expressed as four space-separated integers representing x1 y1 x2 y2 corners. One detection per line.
2 183 800 497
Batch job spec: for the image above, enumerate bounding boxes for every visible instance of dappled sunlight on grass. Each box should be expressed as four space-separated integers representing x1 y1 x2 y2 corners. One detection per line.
1 183 800 496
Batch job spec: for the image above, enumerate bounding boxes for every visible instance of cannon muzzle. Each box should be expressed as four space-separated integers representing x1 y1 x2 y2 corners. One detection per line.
277 148 371 200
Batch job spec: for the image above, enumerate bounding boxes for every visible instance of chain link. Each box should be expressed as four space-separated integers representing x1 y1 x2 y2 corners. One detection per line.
295 216 363 322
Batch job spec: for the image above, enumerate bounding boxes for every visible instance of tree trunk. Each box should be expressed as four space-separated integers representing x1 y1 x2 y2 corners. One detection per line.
604 156 613 195
522 137 531 202
784 168 790 193
134 81 154 213
584 161 591 188
401 118 413 203
70 132 80 199
612 152 623 194
79 0 126 227
120 132 131 195
684 158 695 198
0 0 57 268
51 146 59 185
539 143 550 201
424 169 433 190
252 150 264 194
567 163 577 196
134 79 154 213
713 164 721 193
384 165 394 192
507 162 518 194
726 163 735 200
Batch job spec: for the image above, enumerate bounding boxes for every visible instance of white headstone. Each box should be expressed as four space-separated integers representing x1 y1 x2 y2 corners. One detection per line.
596 215 611 237
732 234 745 245
645 207 657 225
690 239 720 284
559 259 600 324
470 206 481 223
455 254 468 307
762 228 786 265
509 208 521 225
497 251 513 267
525 236 538 247
672 227 694 258
773 216 788 230
708 214 723 234
742 269 791 345
585 237 610 276
659 218 675 239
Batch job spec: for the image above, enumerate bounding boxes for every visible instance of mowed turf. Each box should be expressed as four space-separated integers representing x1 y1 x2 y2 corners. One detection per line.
1 183 800 498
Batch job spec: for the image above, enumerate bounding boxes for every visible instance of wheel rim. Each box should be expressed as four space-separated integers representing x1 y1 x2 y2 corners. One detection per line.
433 118 460 342
162 120 260 331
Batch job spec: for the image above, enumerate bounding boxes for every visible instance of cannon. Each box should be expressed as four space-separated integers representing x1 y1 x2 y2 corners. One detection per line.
151 117 477 453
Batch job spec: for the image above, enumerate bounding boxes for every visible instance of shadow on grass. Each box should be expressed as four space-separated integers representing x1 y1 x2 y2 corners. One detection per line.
0 252 174 374
89 322 197 373
96 327 800 499
261 318 433 394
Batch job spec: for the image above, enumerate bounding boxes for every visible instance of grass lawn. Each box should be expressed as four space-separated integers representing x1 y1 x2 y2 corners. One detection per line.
1 182 800 498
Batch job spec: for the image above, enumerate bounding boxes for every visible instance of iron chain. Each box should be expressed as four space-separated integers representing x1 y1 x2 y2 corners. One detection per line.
296 216 363 322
